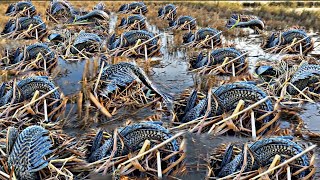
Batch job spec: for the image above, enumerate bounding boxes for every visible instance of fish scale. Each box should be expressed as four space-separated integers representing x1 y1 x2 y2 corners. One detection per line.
100 62 171 103
194 48 245 69
13 43 55 64
118 2 148 14
182 82 273 123
218 89 267 110
163 4 176 14
109 30 158 51
71 32 101 54
170 16 196 29
184 90 198 114
210 48 244 64
266 29 312 52
2 19 15 34
194 28 221 41
50 0 75 15
2 16 46 34
213 82 273 118
88 122 179 163
184 28 221 44
182 98 212 123
218 137 310 178
124 129 174 149
288 63 320 95
281 29 312 44
119 15 145 29
5 1 36 16
7 126 52 180
0 76 60 107
73 32 101 45
74 10 109 22
17 16 46 31
121 30 157 47
176 16 194 25
158 4 176 20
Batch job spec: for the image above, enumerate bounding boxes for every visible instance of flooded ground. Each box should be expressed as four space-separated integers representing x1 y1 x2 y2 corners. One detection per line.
0 1 320 178
44 11 320 177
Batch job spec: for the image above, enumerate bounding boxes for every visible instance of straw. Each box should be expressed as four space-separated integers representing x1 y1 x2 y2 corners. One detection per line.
251 145 316 179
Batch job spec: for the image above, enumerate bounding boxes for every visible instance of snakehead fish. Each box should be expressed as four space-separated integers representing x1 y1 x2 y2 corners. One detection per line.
73 10 109 22
5 1 36 16
264 29 313 53
108 30 158 52
0 76 60 107
218 137 310 178
2 15 46 35
287 62 320 95
192 47 245 69
48 33 64 42
71 31 102 54
99 62 172 103
255 65 277 77
119 15 146 30
92 2 110 14
88 122 179 163
158 4 177 21
12 43 55 64
183 27 221 45
118 2 148 14
7 126 53 180
226 14 264 30
49 0 77 17
169 16 197 30
182 82 273 124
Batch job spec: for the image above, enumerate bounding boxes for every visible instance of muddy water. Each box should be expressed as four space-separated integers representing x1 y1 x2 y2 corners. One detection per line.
300 103 320 178
302 104 320 133
55 58 86 96
50 12 320 177
231 32 320 177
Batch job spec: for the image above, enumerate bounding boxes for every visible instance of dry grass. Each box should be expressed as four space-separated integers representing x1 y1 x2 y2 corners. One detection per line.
0 1 319 50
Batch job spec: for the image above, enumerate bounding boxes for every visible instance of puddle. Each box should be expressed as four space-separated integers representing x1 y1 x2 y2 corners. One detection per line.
150 33 194 95
55 58 85 96
108 12 118 34
301 103 320 132
299 103 320 178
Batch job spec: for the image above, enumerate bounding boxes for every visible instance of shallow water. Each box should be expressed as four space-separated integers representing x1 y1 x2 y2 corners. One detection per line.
1 6 320 178
300 103 320 178
55 58 86 96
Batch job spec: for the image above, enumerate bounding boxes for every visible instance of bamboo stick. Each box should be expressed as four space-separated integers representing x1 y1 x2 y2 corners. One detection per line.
162 152 185 174
13 87 59 118
268 154 281 174
287 166 291 180
250 111 256 141
157 151 162 179
89 92 112 118
118 131 185 167
77 92 83 119
122 33 162 55
44 99 48 122
0 170 9 179
208 96 269 134
94 61 105 98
